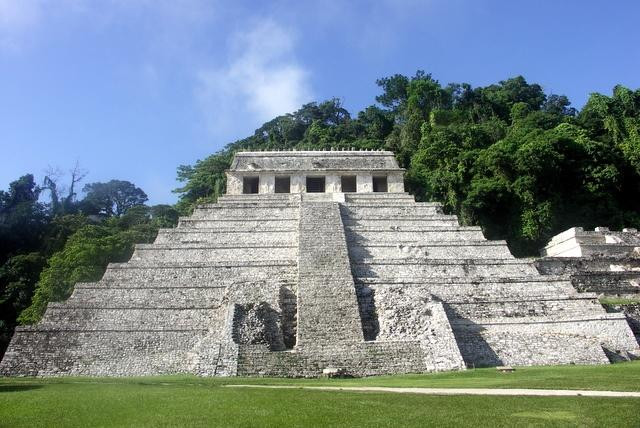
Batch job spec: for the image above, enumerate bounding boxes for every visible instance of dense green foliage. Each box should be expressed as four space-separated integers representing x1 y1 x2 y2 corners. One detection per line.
1 363 639 427
17 209 164 325
0 173 178 356
81 180 148 216
175 73 640 255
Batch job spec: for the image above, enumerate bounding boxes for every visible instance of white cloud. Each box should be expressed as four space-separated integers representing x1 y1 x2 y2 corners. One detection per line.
196 19 313 138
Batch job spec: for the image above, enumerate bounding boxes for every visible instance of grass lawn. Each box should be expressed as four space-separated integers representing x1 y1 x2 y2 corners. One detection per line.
1 362 639 427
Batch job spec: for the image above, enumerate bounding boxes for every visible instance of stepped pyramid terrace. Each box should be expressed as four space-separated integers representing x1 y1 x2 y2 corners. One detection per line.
1 150 638 377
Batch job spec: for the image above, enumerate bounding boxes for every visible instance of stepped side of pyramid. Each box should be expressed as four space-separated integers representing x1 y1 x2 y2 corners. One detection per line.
342 193 638 367
0 198 300 376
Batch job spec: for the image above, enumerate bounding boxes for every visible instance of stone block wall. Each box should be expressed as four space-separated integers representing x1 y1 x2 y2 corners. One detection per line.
341 194 639 368
2 179 639 377
0 198 301 376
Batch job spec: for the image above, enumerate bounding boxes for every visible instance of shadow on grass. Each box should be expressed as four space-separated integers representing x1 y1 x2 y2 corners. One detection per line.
0 384 44 393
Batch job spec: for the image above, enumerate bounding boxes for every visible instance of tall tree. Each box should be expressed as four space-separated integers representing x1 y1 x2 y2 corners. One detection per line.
81 180 148 216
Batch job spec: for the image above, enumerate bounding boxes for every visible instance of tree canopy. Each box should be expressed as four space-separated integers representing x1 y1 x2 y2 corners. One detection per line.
0 174 177 357
82 180 148 216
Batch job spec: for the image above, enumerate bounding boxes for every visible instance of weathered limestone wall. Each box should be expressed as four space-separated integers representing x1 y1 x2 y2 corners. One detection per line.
3 151 639 377
225 150 406 195
236 342 428 377
536 227 640 350
541 227 640 258
0 198 301 376
342 194 639 367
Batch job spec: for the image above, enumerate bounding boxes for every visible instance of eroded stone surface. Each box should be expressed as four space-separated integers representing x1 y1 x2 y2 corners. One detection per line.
1 151 638 377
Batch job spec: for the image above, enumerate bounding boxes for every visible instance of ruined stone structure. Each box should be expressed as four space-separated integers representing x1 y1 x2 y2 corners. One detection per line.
536 227 640 349
1 151 638 377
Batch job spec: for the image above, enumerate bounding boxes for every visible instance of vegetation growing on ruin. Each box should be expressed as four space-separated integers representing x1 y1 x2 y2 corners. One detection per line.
1 362 639 427
0 175 179 355
599 297 640 306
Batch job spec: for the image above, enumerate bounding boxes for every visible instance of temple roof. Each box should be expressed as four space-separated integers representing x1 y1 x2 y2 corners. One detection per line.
228 150 404 173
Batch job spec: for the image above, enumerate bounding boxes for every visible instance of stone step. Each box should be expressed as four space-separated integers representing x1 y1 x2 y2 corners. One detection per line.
341 205 442 217
345 225 482 231
569 271 640 295
450 312 627 326
177 218 298 230
39 307 222 330
190 206 298 220
444 297 607 320
348 241 512 260
346 228 486 242
102 260 297 282
75 276 296 289
535 256 640 275
344 193 415 201
216 195 301 204
131 243 297 262
155 229 296 245
57 287 226 308
199 201 299 208
353 258 540 278
343 218 460 227
355 278 581 304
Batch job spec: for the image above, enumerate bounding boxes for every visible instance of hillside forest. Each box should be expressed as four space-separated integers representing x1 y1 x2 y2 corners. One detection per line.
1 72 639 357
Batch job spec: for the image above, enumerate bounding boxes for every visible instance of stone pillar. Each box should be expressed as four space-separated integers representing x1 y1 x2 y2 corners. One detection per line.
259 174 275 194
388 173 405 193
226 173 242 195
291 174 305 193
356 174 373 193
326 175 340 193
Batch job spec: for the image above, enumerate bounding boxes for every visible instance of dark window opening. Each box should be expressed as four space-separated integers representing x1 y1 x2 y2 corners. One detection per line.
372 176 388 192
243 176 259 194
306 176 325 193
341 175 357 192
275 176 291 193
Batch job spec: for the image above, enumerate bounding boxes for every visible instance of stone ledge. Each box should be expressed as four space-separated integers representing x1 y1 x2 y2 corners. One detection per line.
451 314 629 326
345 226 483 232
349 241 507 248
134 243 297 250
353 258 537 266
107 260 297 269
355 275 571 284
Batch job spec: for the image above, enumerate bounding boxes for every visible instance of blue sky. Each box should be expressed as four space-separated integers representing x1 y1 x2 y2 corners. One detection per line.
1 0 639 205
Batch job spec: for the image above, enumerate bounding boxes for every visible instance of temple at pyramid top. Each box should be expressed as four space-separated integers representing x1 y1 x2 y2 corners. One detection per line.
226 150 405 194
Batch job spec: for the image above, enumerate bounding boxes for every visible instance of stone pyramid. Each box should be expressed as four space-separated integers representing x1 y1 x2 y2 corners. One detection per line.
1 151 637 377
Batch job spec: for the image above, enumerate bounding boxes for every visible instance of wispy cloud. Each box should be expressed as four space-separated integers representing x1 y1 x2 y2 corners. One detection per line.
196 19 313 138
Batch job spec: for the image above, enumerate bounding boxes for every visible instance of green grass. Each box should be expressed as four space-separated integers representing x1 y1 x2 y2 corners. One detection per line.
1 362 640 427
599 297 640 305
